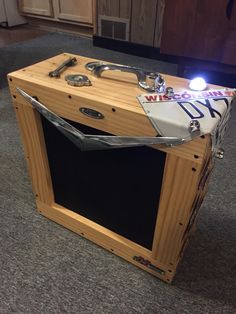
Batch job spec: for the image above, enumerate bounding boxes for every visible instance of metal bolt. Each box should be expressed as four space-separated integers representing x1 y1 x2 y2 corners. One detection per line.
189 120 201 133
155 75 166 93
165 86 174 97
146 74 166 93
215 148 224 159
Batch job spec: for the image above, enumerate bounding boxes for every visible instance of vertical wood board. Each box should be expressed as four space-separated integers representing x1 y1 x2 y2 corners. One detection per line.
130 0 158 46
19 0 53 16
53 0 93 24
151 154 205 265
154 0 165 47
98 0 120 17
12 100 54 205
119 0 131 18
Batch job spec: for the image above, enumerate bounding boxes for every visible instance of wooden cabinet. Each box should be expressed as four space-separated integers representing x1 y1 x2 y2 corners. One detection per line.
98 0 131 18
161 0 236 66
20 0 53 17
53 0 93 24
97 0 165 47
19 0 93 25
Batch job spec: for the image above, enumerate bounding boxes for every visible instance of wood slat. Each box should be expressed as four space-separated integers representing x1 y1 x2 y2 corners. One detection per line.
8 53 213 163
98 0 120 16
151 155 203 265
130 0 158 46
13 101 54 204
54 0 93 24
19 0 53 17
152 134 211 265
119 0 131 18
37 201 174 282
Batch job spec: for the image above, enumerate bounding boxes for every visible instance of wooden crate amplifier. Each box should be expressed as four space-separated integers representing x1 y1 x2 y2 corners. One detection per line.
8 53 235 283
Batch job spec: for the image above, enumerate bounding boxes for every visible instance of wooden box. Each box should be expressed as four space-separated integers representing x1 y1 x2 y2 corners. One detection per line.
8 53 228 283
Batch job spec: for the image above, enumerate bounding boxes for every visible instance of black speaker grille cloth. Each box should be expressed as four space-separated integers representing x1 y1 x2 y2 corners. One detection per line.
41 116 166 250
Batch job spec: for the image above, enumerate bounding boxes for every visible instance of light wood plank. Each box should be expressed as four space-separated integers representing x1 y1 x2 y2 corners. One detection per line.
53 0 93 24
8 53 214 163
130 0 158 46
12 101 54 204
19 0 53 17
151 155 203 265
153 133 211 266
98 0 120 16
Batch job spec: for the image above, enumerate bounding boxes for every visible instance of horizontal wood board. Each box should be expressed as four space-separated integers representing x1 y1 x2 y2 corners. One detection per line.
8 53 214 163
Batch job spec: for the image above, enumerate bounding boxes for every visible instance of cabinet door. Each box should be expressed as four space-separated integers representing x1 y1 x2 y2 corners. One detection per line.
19 0 53 17
53 0 93 24
161 0 229 62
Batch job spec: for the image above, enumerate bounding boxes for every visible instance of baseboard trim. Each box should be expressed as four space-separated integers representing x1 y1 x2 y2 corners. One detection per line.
92 36 236 78
25 16 93 38
92 35 179 64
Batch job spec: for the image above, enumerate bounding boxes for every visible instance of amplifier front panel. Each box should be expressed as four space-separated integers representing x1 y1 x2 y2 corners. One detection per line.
41 116 167 250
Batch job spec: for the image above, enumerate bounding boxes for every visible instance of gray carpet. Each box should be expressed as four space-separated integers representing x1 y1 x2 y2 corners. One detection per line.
0 33 235 314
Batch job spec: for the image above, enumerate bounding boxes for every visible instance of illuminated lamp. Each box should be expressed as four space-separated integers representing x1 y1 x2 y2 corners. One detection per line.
189 77 207 91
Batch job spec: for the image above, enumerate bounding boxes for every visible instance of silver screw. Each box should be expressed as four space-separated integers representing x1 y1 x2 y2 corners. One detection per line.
215 148 224 159
165 87 174 97
189 120 201 133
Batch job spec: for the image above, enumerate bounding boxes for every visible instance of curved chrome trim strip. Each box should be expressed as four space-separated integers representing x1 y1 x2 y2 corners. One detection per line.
17 88 184 151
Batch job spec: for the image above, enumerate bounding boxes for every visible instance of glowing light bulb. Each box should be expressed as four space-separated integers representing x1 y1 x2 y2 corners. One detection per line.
189 77 207 91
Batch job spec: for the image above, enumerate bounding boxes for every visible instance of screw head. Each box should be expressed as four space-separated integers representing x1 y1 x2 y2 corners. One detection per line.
189 120 201 133
215 148 224 159
165 86 174 97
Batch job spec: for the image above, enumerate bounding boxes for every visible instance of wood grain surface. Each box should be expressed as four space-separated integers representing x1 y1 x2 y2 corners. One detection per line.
98 0 131 18
8 53 217 163
154 0 165 47
161 0 229 61
130 0 158 46
98 0 120 17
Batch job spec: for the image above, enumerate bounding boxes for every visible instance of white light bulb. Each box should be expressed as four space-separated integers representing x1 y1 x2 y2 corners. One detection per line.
189 77 207 91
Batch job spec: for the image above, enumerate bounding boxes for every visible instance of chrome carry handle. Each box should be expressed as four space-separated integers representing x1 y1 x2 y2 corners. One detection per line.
85 62 166 93
17 88 184 151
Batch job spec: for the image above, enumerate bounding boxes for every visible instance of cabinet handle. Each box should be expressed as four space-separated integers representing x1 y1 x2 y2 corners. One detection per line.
85 62 166 93
226 0 234 20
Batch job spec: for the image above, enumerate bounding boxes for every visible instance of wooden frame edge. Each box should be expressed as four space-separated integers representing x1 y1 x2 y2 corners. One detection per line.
37 200 175 283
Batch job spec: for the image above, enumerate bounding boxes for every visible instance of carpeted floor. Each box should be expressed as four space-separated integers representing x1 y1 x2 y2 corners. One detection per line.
0 33 235 314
